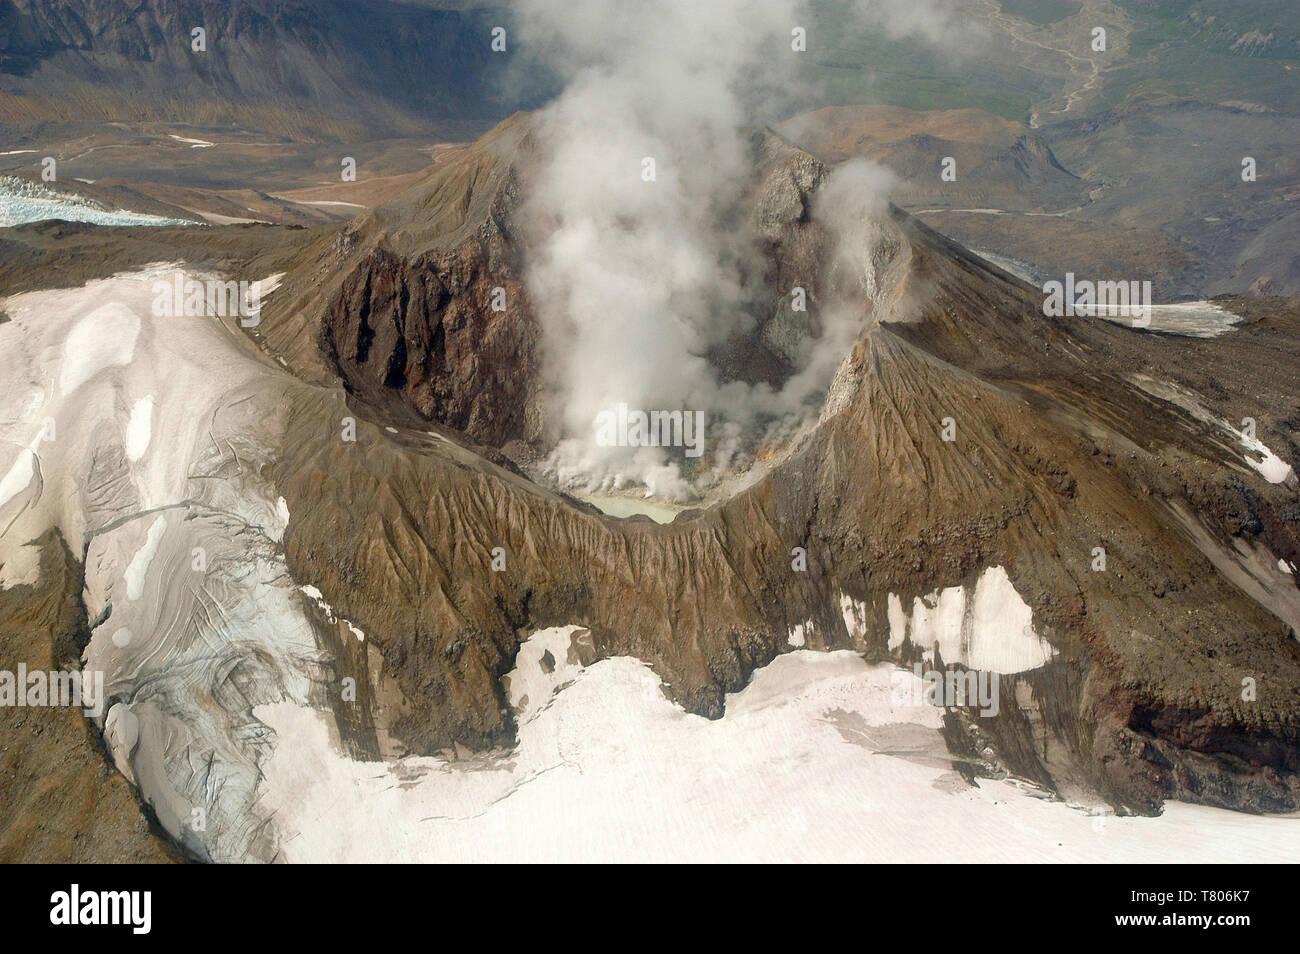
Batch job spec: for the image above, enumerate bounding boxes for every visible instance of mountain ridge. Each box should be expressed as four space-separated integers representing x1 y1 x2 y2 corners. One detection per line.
249 112 1300 816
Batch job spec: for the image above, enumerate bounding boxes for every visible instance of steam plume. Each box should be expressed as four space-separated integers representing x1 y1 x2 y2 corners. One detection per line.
514 0 953 500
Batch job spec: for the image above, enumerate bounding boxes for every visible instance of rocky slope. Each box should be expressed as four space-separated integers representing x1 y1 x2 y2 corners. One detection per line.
0 530 181 862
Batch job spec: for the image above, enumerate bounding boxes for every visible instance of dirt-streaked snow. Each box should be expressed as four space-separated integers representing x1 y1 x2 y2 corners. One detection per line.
0 265 318 862
1241 431 1295 484
1131 374 1296 486
1107 301 1242 338
257 648 1300 863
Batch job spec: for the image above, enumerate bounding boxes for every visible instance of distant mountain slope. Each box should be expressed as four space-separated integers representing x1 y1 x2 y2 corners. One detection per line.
775 100 1300 299
0 0 552 138
1120 0 1300 59
779 105 1086 212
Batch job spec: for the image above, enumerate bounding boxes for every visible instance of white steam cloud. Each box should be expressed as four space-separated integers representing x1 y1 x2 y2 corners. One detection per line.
514 0 954 501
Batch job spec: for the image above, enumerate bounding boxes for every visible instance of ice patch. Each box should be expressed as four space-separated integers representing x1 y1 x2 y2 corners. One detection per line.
788 622 809 647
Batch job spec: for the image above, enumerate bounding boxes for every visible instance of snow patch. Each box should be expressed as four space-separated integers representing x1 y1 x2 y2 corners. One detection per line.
0 541 41 589
1129 376 1294 485
300 584 332 615
889 567 1055 673
60 303 140 394
0 448 35 508
788 621 809 647
1240 431 1295 484
1121 301 1242 338
125 396 153 462
887 593 907 650
506 625 589 725
299 582 365 641
124 515 167 601
839 594 868 641
104 703 140 783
